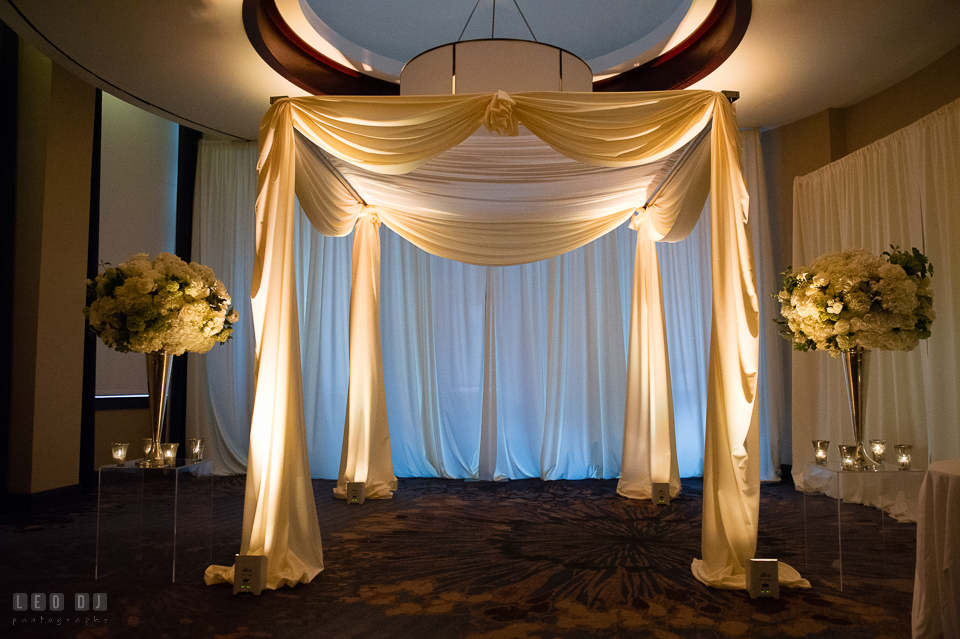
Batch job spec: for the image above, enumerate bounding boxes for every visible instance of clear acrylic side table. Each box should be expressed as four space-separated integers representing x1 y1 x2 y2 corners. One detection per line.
96 459 213 582
802 461 923 593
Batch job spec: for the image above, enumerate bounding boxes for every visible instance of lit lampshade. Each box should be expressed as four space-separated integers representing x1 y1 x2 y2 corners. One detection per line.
401 40 592 96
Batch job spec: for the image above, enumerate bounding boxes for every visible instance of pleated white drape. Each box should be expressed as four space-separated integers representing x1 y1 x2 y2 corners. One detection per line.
791 98 960 499
200 90 801 591
745 130 785 482
292 216 722 481
186 141 258 475
380 224 636 481
335 211 398 499
657 206 712 478
293 202 352 479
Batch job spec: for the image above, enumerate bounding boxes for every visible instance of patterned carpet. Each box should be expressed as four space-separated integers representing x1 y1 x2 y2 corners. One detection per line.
2 474 917 638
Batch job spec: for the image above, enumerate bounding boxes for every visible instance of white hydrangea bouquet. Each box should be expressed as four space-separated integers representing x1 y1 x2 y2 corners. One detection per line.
775 246 934 354
83 252 238 355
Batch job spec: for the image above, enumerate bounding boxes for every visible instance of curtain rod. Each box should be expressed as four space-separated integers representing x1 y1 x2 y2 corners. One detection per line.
644 123 711 209
296 131 368 206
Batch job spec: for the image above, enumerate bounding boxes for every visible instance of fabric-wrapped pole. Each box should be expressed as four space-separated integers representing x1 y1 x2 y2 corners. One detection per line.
334 208 398 500
617 211 681 500
205 99 325 590
691 95 808 590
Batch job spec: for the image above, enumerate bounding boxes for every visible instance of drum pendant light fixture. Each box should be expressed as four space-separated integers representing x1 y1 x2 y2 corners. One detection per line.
400 0 592 95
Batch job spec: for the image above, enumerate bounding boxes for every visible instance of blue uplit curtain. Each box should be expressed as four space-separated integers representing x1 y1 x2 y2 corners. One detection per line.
292 206 714 480
657 208 712 477
293 206 352 477
197 133 780 482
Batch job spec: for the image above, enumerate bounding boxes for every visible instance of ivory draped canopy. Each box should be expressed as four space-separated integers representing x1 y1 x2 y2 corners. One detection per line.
204 89 807 592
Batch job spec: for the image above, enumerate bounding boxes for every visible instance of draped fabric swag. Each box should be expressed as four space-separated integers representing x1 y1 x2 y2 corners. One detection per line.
186 146 722 482
791 97 960 509
203 90 802 591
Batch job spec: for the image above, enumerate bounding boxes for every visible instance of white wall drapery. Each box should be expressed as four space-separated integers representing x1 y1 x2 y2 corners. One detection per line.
186 130 774 486
791 98 960 502
200 90 804 592
744 130 785 481
187 141 258 475
380 222 637 481
291 212 721 481
187 147 702 482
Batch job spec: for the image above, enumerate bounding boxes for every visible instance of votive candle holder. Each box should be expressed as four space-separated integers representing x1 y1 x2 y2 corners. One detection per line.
187 437 205 461
160 442 179 467
895 444 913 470
110 442 129 466
869 439 886 464
812 440 830 466
838 445 857 471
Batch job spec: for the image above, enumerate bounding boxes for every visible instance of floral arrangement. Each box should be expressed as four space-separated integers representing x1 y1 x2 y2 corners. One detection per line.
775 246 934 354
83 252 238 355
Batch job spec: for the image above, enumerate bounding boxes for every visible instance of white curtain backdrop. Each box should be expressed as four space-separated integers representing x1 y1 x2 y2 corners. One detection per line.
293 205 712 480
190 131 780 483
186 141 258 475
745 129 784 481
791 98 960 496
658 202 712 478
192 89 802 590
293 205 352 479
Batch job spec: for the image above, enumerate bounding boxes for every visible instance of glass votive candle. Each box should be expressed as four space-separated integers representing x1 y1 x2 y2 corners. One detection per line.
187 437 205 461
895 444 913 470
812 440 830 466
160 442 179 467
838 445 858 471
869 439 886 464
111 442 129 466
143 437 155 456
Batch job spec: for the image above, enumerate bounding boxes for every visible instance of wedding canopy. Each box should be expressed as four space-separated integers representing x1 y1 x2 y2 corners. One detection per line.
205 90 805 592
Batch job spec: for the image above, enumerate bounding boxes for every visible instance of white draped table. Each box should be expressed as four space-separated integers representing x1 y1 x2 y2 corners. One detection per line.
912 459 960 638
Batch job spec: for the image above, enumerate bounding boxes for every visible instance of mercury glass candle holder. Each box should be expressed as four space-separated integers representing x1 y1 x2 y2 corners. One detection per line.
869 439 886 465
143 437 155 457
812 440 830 466
110 442 129 466
160 442 179 467
895 444 913 470
187 437 205 461
838 445 858 471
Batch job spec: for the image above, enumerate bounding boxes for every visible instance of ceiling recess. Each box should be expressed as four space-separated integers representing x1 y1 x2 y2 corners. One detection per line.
244 0 751 96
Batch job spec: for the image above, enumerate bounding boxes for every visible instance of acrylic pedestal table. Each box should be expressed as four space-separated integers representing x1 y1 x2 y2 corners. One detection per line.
802 461 924 595
96 459 213 582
